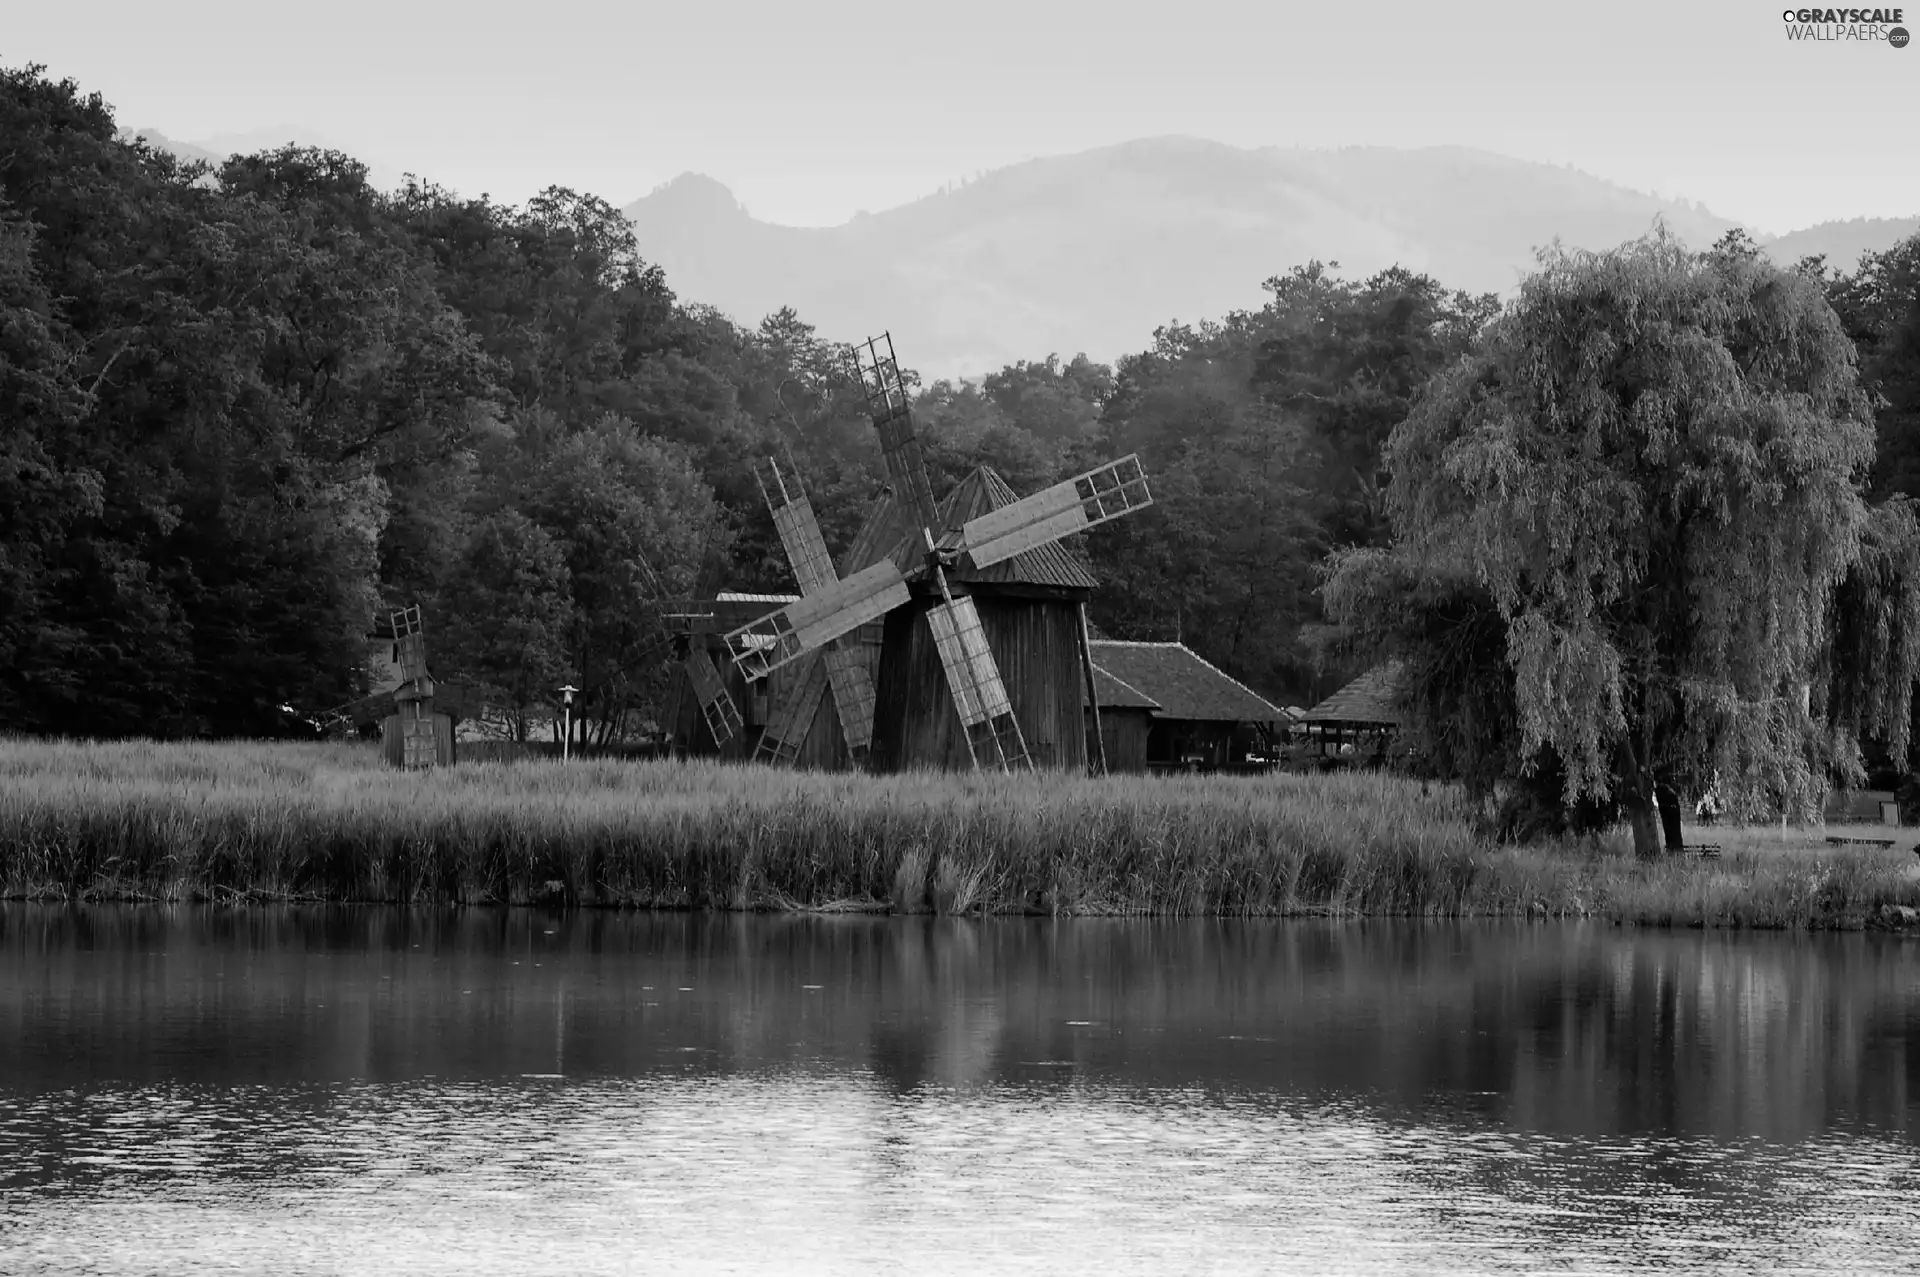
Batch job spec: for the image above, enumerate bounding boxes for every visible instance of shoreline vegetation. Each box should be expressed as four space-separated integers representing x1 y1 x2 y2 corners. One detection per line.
4 741 1919 930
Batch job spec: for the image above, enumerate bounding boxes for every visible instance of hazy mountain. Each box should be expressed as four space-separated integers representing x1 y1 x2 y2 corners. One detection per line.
625 138 1757 380
1763 216 1920 275
119 128 222 167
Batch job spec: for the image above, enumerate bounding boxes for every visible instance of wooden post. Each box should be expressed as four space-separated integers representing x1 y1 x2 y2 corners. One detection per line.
1077 603 1107 776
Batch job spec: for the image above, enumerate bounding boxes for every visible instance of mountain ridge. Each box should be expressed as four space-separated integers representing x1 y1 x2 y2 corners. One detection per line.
625 137 1764 378
128 129 1917 381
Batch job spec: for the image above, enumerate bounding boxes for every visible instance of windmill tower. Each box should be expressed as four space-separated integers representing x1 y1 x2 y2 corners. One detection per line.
725 333 1152 772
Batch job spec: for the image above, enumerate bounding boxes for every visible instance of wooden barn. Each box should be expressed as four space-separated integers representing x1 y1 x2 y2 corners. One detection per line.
1084 640 1289 771
1300 663 1402 764
842 467 1099 772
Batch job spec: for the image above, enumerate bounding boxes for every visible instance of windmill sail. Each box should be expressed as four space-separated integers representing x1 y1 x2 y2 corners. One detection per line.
390 605 429 685
684 645 744 746
822 639 876 762
924 594 1031 771
754 648 828 764
757 457 882 765
853 333 939 532
726 560 910 681
763 460 838 596
957 455 1154 570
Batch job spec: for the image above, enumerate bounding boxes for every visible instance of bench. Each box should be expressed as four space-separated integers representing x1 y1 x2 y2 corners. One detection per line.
1826 835 1895 849
1685 844 1722 860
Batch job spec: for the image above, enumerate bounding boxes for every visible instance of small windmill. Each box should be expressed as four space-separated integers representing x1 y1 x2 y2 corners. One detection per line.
636 549 746 752
388 604 438 767
724 333 1152 772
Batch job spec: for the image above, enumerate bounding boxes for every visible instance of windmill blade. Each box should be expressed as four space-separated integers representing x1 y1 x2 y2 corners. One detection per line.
821 638 876 764
852 333 940 532
924 594 1032 772
390 604 429 685
684 645 743 746
759 457 837 597
755 649 829 765
726 560 910 681
956 455 1153 571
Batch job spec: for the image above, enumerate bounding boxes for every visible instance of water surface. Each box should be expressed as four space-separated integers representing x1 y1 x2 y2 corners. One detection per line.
3 907 1918 1274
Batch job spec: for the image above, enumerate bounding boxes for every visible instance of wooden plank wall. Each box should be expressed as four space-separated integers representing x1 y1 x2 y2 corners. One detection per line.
1090 707 1152 773
871 591 1088 772
380 712 456 766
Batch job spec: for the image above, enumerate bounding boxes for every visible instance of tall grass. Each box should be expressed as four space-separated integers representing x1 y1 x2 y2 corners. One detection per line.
3 738 1917 925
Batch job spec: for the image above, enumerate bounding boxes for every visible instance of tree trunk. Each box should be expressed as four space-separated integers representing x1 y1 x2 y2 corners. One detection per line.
1655 781 1685 853
1618 739 1665 861
1623 791 1664 861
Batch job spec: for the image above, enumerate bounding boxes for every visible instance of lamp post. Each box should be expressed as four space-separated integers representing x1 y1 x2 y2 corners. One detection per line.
559 684 578 762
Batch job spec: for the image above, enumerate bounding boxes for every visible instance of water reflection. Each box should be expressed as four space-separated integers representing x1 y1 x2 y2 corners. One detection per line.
2 907 1918 1274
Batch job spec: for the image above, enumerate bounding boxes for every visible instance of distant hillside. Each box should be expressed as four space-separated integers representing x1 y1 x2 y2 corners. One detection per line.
624 138 1751 380
119 128 222 167
1763 216 1920 274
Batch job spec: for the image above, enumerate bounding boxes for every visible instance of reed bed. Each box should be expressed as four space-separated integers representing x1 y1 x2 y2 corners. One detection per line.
2 738 1917 926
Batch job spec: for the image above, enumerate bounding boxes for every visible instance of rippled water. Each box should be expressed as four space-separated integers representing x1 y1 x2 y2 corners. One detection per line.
3 909 1918 1274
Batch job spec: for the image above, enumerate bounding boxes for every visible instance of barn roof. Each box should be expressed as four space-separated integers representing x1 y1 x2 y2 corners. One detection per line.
1303 663 1403 726
839 466 1099 591
1089 641 1286 724
1090 662 1160 711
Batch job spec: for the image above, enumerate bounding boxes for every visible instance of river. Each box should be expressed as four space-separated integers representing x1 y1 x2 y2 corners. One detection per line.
2 906 1917 1274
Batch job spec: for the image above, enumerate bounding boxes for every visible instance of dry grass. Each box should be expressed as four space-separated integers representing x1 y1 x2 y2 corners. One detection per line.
2 737 1917 926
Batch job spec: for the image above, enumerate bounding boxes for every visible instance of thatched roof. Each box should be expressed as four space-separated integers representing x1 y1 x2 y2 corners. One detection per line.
1303 663 1402 726
1089 641 1286 724
839 466 1098 591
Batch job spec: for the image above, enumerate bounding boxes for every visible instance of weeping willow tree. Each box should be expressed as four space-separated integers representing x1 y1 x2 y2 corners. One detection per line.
1325 229 1920 859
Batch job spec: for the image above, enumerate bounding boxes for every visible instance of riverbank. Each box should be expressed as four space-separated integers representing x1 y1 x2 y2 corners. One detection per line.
2 739 1917 927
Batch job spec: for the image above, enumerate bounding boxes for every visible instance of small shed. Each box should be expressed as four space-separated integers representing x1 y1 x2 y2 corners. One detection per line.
1087 661 1160 773
1086 640 1288 771
1300 663 1402 765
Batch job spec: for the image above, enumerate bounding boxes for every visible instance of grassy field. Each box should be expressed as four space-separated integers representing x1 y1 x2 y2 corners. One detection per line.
2 737 1918 927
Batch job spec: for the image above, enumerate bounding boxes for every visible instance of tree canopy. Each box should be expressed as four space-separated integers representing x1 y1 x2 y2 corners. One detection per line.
1325 230 1917 856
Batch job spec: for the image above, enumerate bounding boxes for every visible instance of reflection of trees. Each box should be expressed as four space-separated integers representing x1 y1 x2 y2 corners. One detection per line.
2 905 1917 1201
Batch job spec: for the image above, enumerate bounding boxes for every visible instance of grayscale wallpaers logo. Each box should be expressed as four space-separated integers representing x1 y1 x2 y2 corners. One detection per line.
1780 6 1910 42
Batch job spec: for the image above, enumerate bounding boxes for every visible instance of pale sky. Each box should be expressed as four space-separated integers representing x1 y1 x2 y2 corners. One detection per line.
8 0 1917 235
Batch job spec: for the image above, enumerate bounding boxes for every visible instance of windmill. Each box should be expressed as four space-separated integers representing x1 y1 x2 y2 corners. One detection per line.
333 604 467 767
635 549 746 753
724 333 1152 772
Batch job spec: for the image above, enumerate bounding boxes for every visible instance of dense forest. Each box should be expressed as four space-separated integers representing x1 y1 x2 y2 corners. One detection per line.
4 65 1919 815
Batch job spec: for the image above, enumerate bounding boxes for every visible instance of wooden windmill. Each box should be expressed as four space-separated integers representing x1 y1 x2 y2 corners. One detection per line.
635 549 746 753
724 333 1152 772
361 604 464 767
